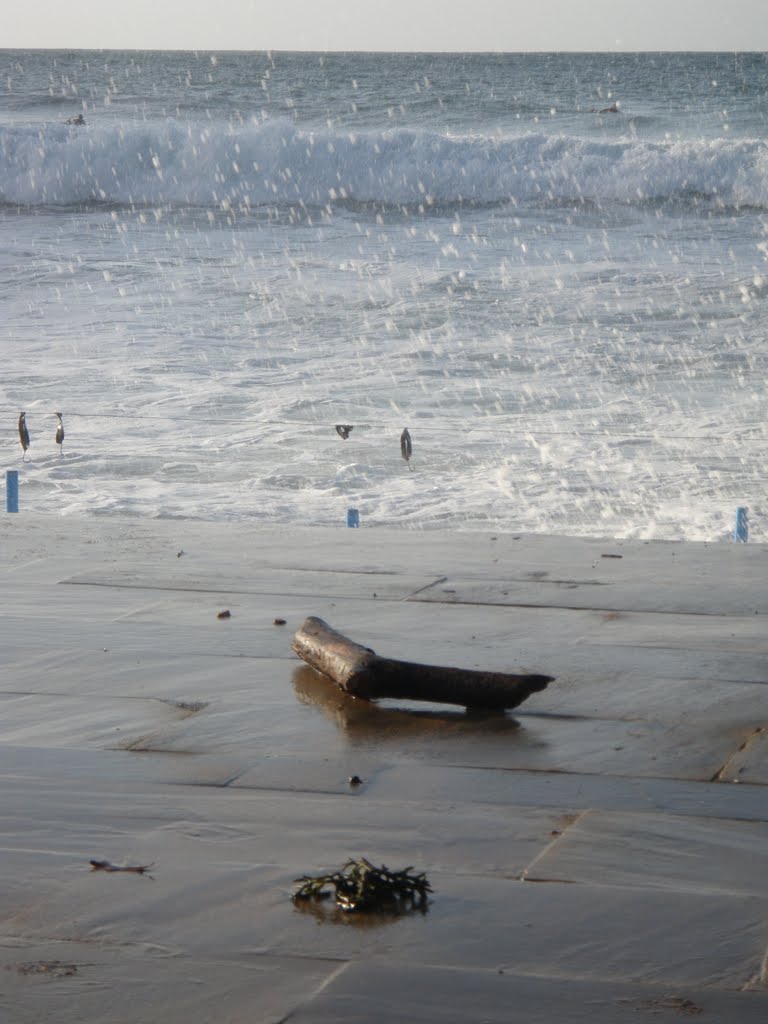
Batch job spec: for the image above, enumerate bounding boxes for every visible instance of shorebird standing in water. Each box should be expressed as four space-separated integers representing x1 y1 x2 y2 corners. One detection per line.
18 412 30 461
54 412 64 455
400 428 413 470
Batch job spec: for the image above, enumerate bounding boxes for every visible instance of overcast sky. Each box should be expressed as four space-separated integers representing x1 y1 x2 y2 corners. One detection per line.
5 0 768 51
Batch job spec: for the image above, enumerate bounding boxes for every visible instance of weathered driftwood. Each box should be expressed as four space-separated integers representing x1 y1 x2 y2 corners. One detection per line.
292 616 553 710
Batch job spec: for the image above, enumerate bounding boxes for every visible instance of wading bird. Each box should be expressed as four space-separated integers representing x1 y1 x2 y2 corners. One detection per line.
18 412 30 461
55 412 64 455
335 424 353 440
400 428 413 470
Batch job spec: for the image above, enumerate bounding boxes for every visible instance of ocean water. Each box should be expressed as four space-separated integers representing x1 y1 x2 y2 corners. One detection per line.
1 49 766 539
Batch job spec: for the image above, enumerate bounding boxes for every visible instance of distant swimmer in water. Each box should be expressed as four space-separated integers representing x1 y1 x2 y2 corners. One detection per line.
590 101 619 114
65 113 86 126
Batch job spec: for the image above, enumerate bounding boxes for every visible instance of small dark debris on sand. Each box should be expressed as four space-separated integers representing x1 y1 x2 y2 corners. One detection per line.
217 609 231 619
12 961 78 977
90 858 155 879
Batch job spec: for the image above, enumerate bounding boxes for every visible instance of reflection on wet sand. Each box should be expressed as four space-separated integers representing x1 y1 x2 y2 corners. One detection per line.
292 896 426 928
292 665 522 741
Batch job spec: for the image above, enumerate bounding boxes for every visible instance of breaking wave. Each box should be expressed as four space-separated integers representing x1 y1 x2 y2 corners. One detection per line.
2 118 768 211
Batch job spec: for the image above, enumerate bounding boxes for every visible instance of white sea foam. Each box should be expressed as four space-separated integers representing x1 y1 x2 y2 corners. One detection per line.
2 120 768 210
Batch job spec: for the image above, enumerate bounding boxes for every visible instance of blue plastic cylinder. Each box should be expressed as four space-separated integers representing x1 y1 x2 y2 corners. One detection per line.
733 506 749 542
6 469 19 513
346 508 360 528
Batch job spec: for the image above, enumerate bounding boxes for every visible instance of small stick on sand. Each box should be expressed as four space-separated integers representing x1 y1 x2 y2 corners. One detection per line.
90 859 155 879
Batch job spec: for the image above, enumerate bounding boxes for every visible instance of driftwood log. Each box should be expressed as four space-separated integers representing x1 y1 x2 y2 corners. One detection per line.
292 616 553 710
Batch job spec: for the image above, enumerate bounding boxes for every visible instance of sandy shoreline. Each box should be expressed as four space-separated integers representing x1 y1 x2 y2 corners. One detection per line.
1 513 767 1022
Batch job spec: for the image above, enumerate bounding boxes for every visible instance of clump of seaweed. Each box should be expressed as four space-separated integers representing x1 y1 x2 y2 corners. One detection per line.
292 857 432 914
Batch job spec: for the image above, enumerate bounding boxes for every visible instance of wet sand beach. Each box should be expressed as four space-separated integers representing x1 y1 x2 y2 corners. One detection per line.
1 513 767 1022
